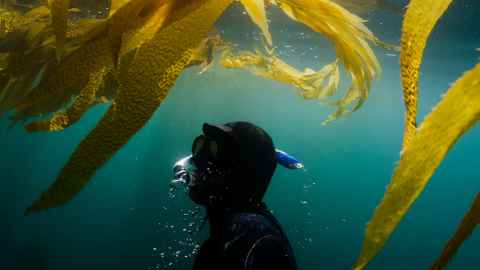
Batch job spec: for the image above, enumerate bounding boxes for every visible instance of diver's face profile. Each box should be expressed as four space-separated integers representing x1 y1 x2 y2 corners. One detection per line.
187 135 234 206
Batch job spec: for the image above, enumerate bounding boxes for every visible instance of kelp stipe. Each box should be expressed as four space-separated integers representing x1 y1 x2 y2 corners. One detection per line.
431 193 480 270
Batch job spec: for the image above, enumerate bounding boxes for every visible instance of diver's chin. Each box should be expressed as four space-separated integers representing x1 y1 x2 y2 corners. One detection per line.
187 186 209 206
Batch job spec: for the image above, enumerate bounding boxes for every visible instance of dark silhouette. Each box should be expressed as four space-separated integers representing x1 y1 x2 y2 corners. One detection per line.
180 122 297 270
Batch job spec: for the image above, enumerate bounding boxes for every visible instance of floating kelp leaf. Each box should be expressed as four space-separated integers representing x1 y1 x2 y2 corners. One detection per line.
0 7 107 120
187 30 228 73
240 0 272 47
431 193 480 270
25 0 233 214
117 1 173 64
353 62 480 270
23 1 175 131
400 0 452 150
0 7 23 37
12 35 113 122
13 0 166 123
95 71 118 103
0 8 55 116
110 0 131 14
0 5 51 46
221 48 341 112
48 0 71 60
25 67 108 132
106 0 161 67
274 0 381 123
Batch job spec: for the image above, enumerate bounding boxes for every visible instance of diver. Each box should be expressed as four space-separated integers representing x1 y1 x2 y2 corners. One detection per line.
171 122 299 270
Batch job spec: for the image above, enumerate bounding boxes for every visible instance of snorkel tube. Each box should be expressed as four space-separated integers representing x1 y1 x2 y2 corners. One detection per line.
275 149 304 169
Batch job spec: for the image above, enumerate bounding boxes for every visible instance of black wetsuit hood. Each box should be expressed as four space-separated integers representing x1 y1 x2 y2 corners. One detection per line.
200 121 277 207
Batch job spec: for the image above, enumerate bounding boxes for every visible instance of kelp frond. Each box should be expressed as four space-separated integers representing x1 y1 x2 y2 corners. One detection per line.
187 30 229 73
273 0 381 123
25 66 108 132
12 0 168 124
220 48 342 117
400 0 453 150
48 0 71 60
431 193 480 270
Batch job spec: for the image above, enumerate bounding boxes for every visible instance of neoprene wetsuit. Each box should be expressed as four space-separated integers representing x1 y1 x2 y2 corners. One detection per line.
193 204 297 270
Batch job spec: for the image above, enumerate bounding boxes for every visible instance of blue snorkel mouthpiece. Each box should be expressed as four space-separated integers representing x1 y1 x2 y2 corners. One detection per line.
275 149 304 170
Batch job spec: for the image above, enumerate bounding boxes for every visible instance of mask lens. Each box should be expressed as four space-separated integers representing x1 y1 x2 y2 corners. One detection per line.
192 135 221 169
192 136 205 156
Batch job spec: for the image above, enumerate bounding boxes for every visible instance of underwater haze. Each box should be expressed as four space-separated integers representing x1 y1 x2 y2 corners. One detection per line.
1 0 480 269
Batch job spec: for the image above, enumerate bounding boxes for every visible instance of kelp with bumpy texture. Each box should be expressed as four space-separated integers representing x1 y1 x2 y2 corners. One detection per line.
105 0 166 67
25 0 233 214
273 0 381 123
431 193 480 270
25 66 108 132
400 0 453 150
12 33 113 122
0 6 54 115
12 0 167 123
353 62 480 270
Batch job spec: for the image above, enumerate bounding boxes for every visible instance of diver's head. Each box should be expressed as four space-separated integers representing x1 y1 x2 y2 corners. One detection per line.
187 122 277 209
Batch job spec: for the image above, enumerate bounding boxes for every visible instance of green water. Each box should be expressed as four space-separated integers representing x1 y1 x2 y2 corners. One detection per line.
1 1 479 269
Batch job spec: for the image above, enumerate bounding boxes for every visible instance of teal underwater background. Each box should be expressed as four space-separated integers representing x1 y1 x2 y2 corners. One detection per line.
1 0 479 269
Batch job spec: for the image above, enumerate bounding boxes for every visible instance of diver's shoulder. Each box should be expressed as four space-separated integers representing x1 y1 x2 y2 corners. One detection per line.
227 211 281 236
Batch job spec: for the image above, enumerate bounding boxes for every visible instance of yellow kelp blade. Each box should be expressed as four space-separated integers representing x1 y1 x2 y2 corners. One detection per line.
25 0 233 214
400 0 453 150
353 62 480 270
240 0 272 47
25 67 108 132
48 0 71 60
117 1 173 62
110 0 131 14
12 36 113 122
13 0 164 122
275 0 380 123
23 1 173 131
431 193 480 270
105 0 163 66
